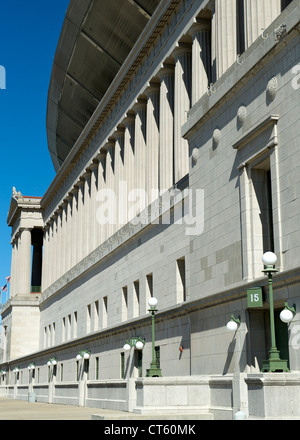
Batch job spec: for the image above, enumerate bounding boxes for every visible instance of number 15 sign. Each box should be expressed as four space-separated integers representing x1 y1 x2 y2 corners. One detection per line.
247 287 263 308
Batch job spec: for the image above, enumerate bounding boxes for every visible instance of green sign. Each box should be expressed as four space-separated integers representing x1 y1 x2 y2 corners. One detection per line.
247 287 263 308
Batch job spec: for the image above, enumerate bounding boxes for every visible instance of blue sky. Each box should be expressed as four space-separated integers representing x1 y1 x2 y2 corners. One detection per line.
0 0 70 303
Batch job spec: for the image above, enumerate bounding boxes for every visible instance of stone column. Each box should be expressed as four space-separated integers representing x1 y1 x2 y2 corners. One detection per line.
113 127 125 229
95 152 107 246
65 194 73 272
214 0 237 79
123 113 136 223
190 19 211 105
158 65 175 191
18 228 32 295
77 179 85 263
145 82 160 204
55 208 63 280
133 98 147 213
106 140 116 238
173 44 192 183
83 170 92 257
89 160 99 253
243 0 282 49
70 186 79 268
60 201 68 275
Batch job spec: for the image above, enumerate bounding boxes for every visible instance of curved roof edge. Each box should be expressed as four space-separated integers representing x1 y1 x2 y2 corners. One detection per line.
47 0 161 172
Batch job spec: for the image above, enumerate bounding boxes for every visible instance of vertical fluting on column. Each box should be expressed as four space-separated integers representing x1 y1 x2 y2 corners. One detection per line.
190 19 212 105
243 0 281 49
173 44 192 183
105 140 116 238
89 160 99 253
215 0 237 79
70 186 79 267
77 179 85 263
158 64 175 191
123 113 136 223
133 98 147 213
83 170 92 257
145 82 160 204
96 152 106 246
65 194 73 272
113 126 125 229
56 208 63 280
60 201 68 275
18 228 32 295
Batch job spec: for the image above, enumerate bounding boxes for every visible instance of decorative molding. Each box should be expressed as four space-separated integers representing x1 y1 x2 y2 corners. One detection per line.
266 77 278 102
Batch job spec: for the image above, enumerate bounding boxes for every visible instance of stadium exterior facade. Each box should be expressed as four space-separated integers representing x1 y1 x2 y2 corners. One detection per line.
1 0 300 419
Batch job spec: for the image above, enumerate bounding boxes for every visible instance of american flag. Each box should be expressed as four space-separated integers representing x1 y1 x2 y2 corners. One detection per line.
1 285 7 292
5 276 11 283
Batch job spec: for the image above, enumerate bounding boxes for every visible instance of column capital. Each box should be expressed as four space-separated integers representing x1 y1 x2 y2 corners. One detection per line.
172 42 192 59
132 97 147 113
144 81 160 97
157 63 175 80
189 18 211 36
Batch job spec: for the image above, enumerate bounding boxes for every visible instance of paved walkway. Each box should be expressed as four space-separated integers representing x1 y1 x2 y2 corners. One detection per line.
0 398 128 420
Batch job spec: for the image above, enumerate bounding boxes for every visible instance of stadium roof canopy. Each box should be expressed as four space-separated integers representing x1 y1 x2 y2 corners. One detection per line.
47 0 161 172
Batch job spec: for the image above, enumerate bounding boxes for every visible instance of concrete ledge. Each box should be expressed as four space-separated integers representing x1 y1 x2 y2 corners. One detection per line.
92 412 214 420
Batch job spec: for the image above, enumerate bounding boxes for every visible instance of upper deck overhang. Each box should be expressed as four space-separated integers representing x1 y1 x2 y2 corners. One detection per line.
47 0 161 172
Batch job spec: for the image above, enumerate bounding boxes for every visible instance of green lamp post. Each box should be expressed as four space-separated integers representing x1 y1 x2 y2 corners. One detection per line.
146 297 162 377
261 252 289 373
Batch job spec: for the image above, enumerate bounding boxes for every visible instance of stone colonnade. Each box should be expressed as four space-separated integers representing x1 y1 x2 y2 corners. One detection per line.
41 0 283 291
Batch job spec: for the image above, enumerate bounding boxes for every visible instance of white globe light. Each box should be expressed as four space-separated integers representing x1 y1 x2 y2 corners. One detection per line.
83 352 90 359
148 297 158 307
52 360 57 366
135 341 144 350
123 343 131 352
226 320 238 331
76 354 82 360
262 252 277 266
280 309 294 323
47 361 51 366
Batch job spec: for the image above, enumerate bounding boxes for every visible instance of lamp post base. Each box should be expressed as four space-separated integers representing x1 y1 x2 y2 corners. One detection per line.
146 362 162 377
261 349 290 372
